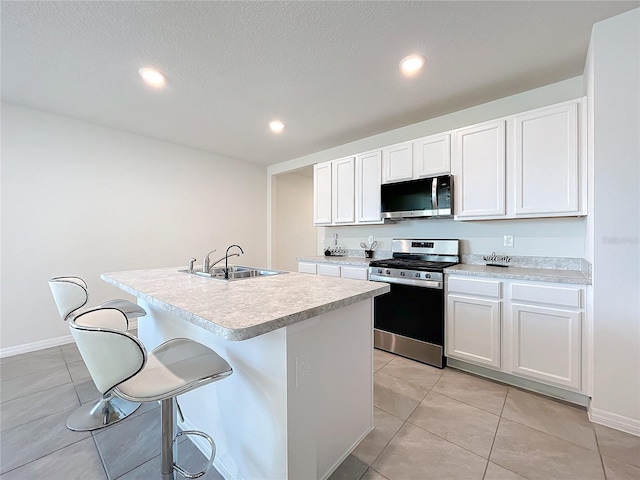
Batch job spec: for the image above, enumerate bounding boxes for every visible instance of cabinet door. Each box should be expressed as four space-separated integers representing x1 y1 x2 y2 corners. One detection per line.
382 142 413 183
298 262 317 274
356 150 382 223
510 304 581 389
313 162 332 225
446 295 501 369
332 157 355 224
317 264 341 277
514 101 580 215
414 133 451 177
341 266 368 280
454 120 506 217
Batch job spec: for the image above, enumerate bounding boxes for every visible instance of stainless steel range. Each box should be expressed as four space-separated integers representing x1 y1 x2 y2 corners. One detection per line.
368 238 459 368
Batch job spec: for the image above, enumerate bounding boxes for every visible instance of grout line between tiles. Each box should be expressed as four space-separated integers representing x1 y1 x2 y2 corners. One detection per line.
0 437 88 477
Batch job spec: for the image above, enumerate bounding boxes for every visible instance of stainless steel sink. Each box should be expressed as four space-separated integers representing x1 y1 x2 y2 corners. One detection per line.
178 265 286 281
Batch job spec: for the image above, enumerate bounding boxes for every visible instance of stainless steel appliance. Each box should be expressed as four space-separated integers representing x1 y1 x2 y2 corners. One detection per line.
380 174 453 220
368 238 459 368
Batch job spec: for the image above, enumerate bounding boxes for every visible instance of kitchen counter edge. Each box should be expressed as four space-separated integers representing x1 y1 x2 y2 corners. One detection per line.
444 264 591 285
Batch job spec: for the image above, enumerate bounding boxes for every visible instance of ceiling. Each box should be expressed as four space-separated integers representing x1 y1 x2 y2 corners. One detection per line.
1 1 636 166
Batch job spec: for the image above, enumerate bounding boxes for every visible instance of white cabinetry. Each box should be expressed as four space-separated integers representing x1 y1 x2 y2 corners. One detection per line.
317 263 341 277
313 162 333 225
414 133 452 178
332 157 355 224
454 120 507 218
446 275 586 393
382 142 413 183
453 98 585 220
514 101 581 216
313 152 382 226
508 283 583 389
382 135 452 184
297 262 368 280
446 277 502 369
356 150 383 224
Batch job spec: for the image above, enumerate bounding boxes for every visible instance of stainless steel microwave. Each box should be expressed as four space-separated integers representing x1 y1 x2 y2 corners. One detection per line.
380 175 453 220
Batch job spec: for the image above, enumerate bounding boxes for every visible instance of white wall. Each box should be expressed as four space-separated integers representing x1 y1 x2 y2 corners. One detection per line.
587 9 640 427
269 77 587 260
272 170 316 272
0 104 267 351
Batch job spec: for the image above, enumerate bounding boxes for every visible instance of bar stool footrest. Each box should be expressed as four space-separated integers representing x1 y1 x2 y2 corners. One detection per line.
173 430 216 479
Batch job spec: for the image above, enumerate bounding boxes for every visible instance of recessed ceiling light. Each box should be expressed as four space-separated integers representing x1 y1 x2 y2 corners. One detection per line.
399 54 425 76
138 67 166 88
269 120 285 134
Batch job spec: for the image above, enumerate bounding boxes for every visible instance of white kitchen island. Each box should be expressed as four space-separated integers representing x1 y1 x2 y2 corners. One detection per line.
101 267 389 480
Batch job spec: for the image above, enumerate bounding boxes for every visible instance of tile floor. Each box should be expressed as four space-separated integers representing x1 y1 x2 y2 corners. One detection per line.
1 344 639 480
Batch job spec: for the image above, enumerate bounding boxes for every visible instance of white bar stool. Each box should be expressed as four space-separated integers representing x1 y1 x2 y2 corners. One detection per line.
69 307 233 480
48 276 147 431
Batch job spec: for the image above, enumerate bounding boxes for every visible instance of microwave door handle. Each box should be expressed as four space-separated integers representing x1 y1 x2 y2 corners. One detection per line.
431 177 438 210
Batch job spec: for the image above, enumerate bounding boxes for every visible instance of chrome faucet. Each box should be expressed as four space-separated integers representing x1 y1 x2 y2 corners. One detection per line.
208 253 240 271
202 249 217 273
222 245 244 279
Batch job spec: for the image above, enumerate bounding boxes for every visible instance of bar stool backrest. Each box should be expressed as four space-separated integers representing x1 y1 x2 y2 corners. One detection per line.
69 308 146 394
49 276 89 320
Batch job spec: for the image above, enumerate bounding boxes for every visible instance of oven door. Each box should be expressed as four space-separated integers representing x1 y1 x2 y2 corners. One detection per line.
373 282 446 368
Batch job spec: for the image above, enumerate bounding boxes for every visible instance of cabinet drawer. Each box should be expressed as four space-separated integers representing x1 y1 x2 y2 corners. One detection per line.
448 277 501 298
297 262 317 274
317 264 341 277
511 283 582 308
341 266 368 280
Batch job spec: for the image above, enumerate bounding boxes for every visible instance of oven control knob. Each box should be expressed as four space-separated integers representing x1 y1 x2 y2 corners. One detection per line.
385 269 390 275
425 273 431 279
400 271 405 277
415 272 420 278
377 268 383 274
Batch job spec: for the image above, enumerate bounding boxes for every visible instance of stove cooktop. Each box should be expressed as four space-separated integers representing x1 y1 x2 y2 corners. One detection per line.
368 258 459 272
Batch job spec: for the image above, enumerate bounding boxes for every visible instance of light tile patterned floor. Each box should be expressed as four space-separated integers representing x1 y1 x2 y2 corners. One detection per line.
1 345 639 479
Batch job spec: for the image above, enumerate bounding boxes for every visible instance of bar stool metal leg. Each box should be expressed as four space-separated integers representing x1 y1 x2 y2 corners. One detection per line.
161 398 178 480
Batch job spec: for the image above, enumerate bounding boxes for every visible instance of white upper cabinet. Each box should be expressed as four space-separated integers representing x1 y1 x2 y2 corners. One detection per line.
453 98 585 220
314 152 379 226
414 133 451 178
356 150 383 224
313 162 332 225
454 119 507 218
514 101 582 216
331 156 356 224
382 142 413 183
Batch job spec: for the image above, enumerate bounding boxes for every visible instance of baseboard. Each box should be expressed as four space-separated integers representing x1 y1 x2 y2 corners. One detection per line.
0 319 138 359
589 403 640 436
0 334 74 358
178 416 238 480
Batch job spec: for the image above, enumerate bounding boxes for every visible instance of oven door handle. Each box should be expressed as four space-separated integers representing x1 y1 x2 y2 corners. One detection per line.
369 274 442 289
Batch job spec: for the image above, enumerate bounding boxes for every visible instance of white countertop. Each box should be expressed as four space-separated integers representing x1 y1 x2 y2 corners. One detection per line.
101 267 389 341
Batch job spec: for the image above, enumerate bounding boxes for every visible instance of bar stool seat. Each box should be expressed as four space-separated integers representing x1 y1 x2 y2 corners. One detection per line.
69 308 233 480
49 276 147 431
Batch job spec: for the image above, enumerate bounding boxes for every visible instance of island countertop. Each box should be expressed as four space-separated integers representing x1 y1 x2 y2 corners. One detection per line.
101 267 389 341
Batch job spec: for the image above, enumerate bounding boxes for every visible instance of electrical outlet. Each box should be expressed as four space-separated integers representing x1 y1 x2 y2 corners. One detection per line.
320 237 325 244
296 353 310 387
368 235 374 245
504 234 514 248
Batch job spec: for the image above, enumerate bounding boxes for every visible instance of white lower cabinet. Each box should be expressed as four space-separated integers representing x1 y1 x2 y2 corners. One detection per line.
447 295 502 369
317 263 341 277
446 277 502 369
510 303 581 389
297 262 368 280
297 262 317 274
446 275 586 393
